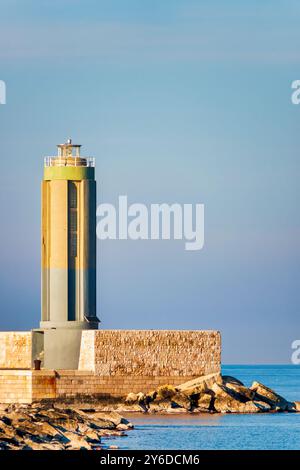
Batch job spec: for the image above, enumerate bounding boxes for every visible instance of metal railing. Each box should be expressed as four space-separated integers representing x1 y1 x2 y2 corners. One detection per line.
44 156 95 168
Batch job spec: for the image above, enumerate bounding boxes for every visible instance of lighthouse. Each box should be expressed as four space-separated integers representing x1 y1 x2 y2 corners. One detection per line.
39 140 99 369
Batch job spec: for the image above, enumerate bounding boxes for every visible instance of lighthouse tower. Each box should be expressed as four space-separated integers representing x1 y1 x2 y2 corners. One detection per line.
39 140 99 369
41 140 99 330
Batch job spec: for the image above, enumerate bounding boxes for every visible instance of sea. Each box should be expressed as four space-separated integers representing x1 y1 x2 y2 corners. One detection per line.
103 365 300 450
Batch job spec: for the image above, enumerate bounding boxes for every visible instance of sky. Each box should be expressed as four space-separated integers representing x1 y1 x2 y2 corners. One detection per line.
0 0 300 363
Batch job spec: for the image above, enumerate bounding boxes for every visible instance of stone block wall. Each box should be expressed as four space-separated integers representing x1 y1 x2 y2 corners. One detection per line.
80 330 221 377
0 371 32 404
32 371 56 401
78 330 95 371
54 372 197 399
0 332 32 369
0 370 203 403
0 329 221 402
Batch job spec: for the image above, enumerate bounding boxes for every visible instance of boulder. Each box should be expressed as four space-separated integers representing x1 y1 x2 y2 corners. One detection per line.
196 392 214 412
84 428 102 444
149 398 173 412
23 434 66 451
75 412 116 430
293 401 300 412
63 431 92 450
253 401 272 412
212 382 250 403
225 382 255 401
115 403 142 413
211 382 271 413
145 390 157 405
177 372 221 396
214 397 261 413
171 392 191 410
136 392 145 402
0 404 131 450
222 376 244 387
156 385 176 400
250 381 290 410
0 422 20 446
52 419 79 434
35 421 70 440
116 423 129 431
125 393 138 404
83 410 124 426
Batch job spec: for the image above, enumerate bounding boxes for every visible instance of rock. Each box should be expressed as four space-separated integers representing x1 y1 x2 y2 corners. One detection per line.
222 376 244 387
0 441 18 450
171 392 191 410
212 383 249 403
225 383 255 401
104 411 126 426
214 397 261 413
0 422 21 445
137 392 145 402
125 393 138 403
250 381 290 410
35 442 65 450
253 401 272 412
35 421 64 439
75 413 116 430
149 398 173 412
22 437 64 451
133 392 147 411
115 404 142 413
156 385 176 400
196 392 214 412
177 372 221 396
89 418 116 430
292 401 300 412
211 381 274 413
52 419 79 434
145 390 157 404
0 415 12 425
83 410 123 426
63 431 92 450
122 419 134 428
0 404 129 450
85 428 102 444
285 402 297 412
116 423 129 431
100 429 123 437
165 407 187 413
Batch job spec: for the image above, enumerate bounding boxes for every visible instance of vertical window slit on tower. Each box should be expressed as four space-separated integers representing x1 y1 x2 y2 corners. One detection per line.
68 182 78 321
68 182 78 258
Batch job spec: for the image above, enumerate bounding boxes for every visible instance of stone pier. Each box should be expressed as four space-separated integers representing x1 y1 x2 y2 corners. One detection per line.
0 330 221 403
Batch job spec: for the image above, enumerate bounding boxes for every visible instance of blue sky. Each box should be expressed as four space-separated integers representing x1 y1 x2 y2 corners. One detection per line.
0 0 300 362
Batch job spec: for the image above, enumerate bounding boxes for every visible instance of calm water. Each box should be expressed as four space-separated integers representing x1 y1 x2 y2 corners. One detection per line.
105 365 300 450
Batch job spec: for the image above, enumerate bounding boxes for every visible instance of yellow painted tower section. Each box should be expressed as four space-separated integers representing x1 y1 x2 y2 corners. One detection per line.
41 140 98 330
